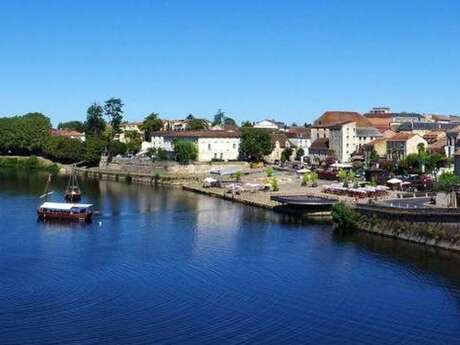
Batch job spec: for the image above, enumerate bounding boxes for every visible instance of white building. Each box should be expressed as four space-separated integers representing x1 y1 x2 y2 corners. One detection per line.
147 130 240 162
254 119 286 131
329 121 357 163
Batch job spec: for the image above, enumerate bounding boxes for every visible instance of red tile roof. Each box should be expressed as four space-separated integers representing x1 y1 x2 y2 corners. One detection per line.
386 133 416 141
313 111 372 128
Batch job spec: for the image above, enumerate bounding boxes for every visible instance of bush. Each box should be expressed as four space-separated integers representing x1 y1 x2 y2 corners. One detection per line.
302 173 310 186
437 171 460 193
24 155 41 169
331 202 361 231
233 171 242 181
0 157 18 168
266 167 274 177
173 140 198 163
47 163 60 175
269 176 279 191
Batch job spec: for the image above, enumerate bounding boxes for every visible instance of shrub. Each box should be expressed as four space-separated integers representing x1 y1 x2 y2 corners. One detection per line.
173 140 198 163
269 176 279 191
233 171 242 181
331 202 361 231
24 155 41 169
302 173 310 186
47 163 60 175
266 167 274 178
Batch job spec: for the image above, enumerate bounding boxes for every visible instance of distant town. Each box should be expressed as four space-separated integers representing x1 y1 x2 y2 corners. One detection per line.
42 105 460 176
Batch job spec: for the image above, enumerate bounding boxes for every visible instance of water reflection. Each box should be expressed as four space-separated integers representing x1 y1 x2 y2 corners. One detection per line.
1 170 460 344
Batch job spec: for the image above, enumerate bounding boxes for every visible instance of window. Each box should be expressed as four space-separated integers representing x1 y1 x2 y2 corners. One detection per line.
220 153 223 159
233 143 236 149
208 143 211 150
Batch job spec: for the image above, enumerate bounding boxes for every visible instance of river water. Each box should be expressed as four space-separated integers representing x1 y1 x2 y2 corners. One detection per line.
1 170 460 345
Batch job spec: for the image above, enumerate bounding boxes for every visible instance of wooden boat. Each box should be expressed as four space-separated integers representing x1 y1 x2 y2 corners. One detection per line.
65 169 81 202
37 202 93 222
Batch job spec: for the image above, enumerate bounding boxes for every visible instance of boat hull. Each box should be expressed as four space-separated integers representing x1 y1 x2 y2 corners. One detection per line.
37 210 92 222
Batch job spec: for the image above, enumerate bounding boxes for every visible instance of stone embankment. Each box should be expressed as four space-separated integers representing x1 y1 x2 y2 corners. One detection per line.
353 204 460 252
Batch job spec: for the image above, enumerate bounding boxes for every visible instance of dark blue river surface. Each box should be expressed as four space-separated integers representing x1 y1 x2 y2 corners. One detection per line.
1 170 460 345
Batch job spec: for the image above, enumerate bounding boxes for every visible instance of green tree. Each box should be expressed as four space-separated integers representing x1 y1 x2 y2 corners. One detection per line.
0 113 51 155
124 130 142 154
239 128 273 162
57 121 85 132
108 140 128 156
142 112 163 141
212 109 226 126
104 98 124 136
437 171 460 193
83 136 107 166
173 140 198 163
188 118 207 130
43 136 84 163
85 103 106 136
296 148 305 161
281 147 293 162
241 121 253 128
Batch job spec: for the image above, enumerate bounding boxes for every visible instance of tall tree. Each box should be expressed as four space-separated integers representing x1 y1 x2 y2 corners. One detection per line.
212 109 226 126
85 103 105 136
104 98 124 136
241 121 253 128
142 112 163 141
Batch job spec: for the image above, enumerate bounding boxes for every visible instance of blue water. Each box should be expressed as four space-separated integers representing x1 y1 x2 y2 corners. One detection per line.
0 170 460 344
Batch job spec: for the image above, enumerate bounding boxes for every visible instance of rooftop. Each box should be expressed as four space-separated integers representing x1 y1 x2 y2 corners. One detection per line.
310 138 329 150
356 127 383 138
313 111 372 128
152 130 240 138
386 133 417 141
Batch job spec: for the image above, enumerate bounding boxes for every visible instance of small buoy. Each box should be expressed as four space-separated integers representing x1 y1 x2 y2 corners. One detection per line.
98 221 103 227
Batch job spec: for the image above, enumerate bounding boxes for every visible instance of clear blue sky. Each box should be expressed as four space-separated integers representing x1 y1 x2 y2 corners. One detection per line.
1 0 460 126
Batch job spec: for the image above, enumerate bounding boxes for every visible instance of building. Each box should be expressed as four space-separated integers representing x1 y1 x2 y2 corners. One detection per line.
366 138 387 157
51 129 85 142
397 121 459 135
118 122 144 143
161 118 211 132
386 133 428 160
356 127 383 147
265 133 295 163
328 121 357 163
423 131 447 155
309 138 332 163
147 130 240 162
286 127 311 156
368 106 391 114
390 112 426 125
309 112 381 162
254 119 287 131
446 125 460 163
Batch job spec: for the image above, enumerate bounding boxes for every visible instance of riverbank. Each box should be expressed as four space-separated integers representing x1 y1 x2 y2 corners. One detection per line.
0 155 64 174
70 164 460 253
